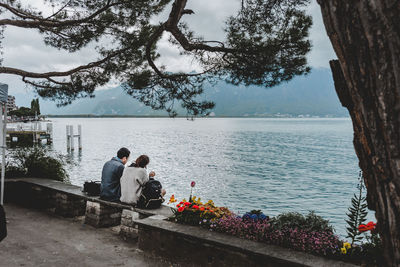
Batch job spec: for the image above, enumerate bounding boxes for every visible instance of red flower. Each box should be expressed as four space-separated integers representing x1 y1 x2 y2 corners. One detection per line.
178 206 185 212
200 207 205 211
191 181 196 187
358 221 376 232
179 201 184 205
176 204 181 208
358 224 367 232
184 202 191 206
192 205 199 209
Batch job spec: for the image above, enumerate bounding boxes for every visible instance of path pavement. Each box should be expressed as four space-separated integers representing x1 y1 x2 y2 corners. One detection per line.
0 203 168 267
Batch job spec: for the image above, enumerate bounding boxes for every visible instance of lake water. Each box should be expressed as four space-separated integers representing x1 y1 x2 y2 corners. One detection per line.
48 117 372 236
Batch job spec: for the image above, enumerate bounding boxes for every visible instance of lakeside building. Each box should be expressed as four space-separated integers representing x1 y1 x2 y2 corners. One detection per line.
7 95 17 111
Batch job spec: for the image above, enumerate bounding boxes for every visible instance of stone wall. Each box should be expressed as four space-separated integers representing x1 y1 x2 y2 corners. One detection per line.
135 217 357 267
4 179 87 217
84 201 123 228
120 209 141 240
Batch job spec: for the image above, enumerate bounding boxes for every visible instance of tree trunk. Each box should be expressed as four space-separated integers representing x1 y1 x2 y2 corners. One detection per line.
317 0 400 265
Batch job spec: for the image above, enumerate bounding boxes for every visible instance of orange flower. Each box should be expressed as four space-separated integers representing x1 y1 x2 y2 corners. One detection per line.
200 207 205 211
178 206 185 212
167 194 177 204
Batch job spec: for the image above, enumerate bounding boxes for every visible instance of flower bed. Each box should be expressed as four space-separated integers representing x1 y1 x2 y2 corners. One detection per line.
167 193 382 265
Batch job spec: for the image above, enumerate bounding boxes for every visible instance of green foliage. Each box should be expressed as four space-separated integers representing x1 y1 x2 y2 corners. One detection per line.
6 146 69 182
341 232 384 265
4 165 25 178
270 211 334 233
30 98 40 115
9 107 35 117
345 171 368 245
9 98 40 117
225 0 312 87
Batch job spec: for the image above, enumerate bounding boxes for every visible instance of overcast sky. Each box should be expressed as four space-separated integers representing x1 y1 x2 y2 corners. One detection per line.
0 0 336 96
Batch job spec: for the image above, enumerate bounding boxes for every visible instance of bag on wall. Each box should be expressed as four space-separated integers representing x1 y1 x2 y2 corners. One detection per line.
83 181 101 196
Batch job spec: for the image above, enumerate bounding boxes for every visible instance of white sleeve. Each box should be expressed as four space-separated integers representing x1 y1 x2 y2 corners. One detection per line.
136 168 149 186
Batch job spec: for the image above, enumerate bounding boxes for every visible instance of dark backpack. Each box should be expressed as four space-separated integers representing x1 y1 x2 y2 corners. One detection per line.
137 179 164 209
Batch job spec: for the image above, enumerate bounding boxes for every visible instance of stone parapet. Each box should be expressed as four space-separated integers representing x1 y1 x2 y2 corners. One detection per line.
84 200 123 228
134 217 357 267
119 209 141 240
4 178 87 217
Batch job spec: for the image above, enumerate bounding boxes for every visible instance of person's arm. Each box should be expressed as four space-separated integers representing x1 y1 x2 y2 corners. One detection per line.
116 164 125 180
136 169 149 186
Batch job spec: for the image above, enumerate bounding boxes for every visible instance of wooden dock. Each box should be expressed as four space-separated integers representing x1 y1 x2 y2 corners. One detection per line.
6 122 53 144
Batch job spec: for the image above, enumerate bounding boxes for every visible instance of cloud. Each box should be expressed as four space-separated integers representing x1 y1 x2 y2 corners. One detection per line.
0 0 336 96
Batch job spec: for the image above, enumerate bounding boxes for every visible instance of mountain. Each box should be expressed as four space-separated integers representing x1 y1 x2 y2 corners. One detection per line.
32 67 347 117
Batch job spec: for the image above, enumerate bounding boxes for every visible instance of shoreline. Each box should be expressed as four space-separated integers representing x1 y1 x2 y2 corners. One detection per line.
45 114 350 119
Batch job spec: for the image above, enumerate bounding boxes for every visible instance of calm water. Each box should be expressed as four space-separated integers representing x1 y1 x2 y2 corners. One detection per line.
48 117 372 236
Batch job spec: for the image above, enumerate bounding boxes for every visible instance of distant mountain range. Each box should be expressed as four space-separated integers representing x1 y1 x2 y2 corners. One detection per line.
15 68 348 117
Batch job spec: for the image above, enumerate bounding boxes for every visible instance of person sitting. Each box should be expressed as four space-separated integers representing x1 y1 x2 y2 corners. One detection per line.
120 155 166 206
100 147 130 202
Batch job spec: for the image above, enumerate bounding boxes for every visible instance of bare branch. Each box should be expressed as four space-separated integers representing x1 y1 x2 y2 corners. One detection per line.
45 0 73 20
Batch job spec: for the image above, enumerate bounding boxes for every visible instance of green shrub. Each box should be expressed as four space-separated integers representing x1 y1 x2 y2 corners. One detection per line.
6 146 69 182
270 211 334 233
345 171 368 245
4 165 25 178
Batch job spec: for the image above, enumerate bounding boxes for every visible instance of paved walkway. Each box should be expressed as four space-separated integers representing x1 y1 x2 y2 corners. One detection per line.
0 203 167 267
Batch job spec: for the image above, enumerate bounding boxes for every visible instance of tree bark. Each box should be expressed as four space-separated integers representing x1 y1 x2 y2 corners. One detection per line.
317 1 400 265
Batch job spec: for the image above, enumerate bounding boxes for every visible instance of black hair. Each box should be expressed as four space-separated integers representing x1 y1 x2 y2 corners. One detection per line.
117 147 130 159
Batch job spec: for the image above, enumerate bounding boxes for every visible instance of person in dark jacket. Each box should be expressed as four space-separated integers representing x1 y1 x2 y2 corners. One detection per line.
0 204 6 242
100 147 130 202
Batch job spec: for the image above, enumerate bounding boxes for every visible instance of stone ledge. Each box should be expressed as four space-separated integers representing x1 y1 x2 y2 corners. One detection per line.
4 178 87 217
4 178 172 215
134 217 357 267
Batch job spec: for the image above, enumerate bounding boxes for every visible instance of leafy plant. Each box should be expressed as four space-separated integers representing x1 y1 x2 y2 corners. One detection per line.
345 171 368 245
6 146 69 182
270 211 334 233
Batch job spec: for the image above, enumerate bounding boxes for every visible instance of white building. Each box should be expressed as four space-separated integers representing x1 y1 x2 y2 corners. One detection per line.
7 95 17 111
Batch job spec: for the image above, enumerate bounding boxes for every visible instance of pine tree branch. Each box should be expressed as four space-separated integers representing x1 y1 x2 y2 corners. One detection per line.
0 1 118 28
0 49 125 78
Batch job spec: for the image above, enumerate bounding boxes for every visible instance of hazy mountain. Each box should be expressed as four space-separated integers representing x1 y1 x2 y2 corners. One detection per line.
18 68 347 117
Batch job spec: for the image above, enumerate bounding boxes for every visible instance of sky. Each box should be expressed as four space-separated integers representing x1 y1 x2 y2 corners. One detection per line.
0 0 337 103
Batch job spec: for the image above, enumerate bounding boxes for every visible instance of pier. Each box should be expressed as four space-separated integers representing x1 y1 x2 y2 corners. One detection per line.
6 122 53 145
